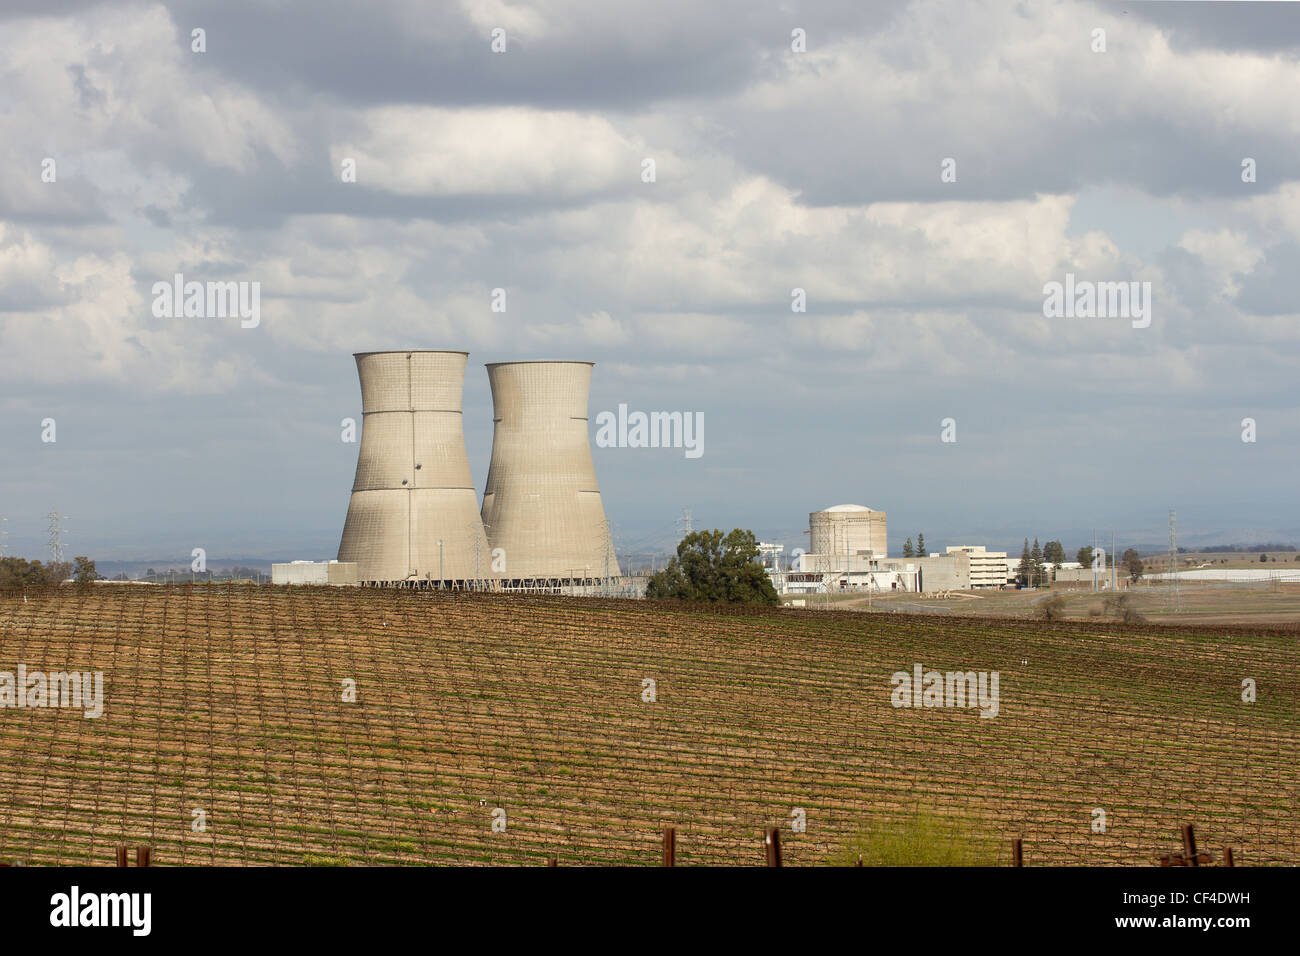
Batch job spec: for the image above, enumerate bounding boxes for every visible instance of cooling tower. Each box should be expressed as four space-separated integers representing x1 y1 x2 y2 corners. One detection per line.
480 361 619 580
338 350 493 584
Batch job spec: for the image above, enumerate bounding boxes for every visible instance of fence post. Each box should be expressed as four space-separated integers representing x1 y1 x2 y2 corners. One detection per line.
1181 825 1198 867
662 827 676 867
136 846 151 867
1224 847 1234 868
547 856 557 867
1011 838 1023 867
764 828 782 867
115 846 128 867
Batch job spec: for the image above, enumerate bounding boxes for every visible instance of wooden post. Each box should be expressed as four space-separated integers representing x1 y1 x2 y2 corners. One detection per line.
855 854 862 867
136 846 151 867
1224 847 1234 867
764 828 782 867
1011 838 1023 867
547 856 557 867
1181 825 1198 868
662 827 676 867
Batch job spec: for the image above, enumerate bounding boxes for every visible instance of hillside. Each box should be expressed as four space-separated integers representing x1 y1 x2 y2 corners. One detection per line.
0 585 1295 865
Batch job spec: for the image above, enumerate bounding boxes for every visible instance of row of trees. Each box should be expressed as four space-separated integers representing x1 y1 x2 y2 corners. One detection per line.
901 534 926 558
0 556 98 587
1015 538 1066 586
646 529 780 605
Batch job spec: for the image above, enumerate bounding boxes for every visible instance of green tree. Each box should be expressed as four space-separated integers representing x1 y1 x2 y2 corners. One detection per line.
0 557 70 587
1016 539 1032 585
1030 538 1045 586
1076 546 1094 569
1121 548 1144 582
73 556 99 586
916 533 926 557
1043 540 1065 566
902 537 914 558
645 529 780 605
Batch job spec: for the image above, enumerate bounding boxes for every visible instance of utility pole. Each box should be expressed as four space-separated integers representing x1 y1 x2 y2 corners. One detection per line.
1092 529 1097 592
1111 530 1117 592
0 516 8 557
1169 509 1179 612
438 538 444 591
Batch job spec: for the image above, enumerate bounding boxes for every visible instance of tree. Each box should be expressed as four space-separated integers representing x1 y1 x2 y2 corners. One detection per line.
915 533 926 558
1121 548 1143 582
1016 539 1032 585
0 557 70 587
1077 546 1094 569
1030 538 1045 586
645 529 780 605
72 556 99 586
1260 553 1269 563
1043 540 1065 566
902 538 914 558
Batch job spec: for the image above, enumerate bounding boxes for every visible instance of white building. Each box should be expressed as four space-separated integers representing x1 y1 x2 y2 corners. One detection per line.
272 560 359 586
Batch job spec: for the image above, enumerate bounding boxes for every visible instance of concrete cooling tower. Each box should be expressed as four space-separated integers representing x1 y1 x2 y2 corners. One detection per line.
480 361 619 581
338 350 493 585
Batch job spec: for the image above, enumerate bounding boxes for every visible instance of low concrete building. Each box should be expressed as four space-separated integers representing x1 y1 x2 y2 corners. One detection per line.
774 552 917 594
914 546 1010 591
271 560 359 586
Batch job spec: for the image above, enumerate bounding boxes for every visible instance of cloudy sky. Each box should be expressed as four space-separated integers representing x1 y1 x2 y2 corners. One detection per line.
2 0 1299 564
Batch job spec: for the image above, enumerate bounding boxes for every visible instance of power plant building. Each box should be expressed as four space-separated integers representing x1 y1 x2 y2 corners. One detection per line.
337 350 494 586
480 361 619 583
809 504 887 560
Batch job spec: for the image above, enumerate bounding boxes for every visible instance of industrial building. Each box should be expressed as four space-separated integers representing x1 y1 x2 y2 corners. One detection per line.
480 361 619 586
767 505 914 594
809 504 887 559
337 351 494 587
911 545 1011 591
774 552 919 595
272 561 359 586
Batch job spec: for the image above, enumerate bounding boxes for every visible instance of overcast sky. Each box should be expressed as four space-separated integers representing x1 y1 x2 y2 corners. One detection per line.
2 0 1299 563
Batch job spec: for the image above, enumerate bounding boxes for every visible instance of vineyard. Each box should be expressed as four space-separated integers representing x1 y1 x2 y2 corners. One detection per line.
0 584 1295 866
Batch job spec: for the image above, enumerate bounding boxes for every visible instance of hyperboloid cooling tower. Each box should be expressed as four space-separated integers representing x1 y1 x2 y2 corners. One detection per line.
338 350 493 584
480 361 620 581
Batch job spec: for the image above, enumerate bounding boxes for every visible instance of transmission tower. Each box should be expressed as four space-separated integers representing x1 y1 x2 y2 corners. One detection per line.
46 510 67 565
470 527 483 593
676 509 694 539
601 518 617 597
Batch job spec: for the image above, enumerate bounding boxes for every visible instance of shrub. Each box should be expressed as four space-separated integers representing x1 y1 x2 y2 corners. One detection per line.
831 808 1003 866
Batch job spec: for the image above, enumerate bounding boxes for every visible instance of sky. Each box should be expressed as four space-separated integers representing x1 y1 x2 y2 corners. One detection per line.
2 0 1299 564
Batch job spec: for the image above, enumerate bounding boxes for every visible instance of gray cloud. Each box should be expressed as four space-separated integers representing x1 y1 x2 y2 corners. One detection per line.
1 0 1298 561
